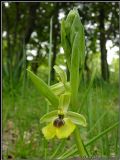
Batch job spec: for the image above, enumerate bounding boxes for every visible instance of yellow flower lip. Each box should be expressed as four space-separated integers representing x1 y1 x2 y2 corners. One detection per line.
42 118 76 140
41 103 87 140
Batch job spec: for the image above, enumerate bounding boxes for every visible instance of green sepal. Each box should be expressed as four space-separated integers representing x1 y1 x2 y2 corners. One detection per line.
54 65 67 84
58 92 71 112
67 111 87 127
27 69 59 107
50 82 65 96
40 110 58 123
50 81 71 96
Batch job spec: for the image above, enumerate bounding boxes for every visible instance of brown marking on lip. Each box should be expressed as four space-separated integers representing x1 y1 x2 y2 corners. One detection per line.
53 114 65 128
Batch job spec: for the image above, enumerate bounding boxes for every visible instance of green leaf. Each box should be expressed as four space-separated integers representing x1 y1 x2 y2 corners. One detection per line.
62 9 85 108
40 110 58 123
54 65 67 84
85 121 119 146
70 32 80 107
59 92 71 112
61 9 85 73
50 140 65 159
61 19 71 70
27 69 59 107
70 12 85 68
65 10 76 37
67 111 87 127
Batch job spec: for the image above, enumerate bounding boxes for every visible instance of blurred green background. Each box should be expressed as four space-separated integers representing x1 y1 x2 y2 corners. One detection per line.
2 2 119 159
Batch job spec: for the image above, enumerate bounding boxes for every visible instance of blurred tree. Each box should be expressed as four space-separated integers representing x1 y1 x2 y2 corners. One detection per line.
2 2 74 86
2 2 40 87
50 2 74 81
78 2 119 81
2 2 119 89
98 4 109 81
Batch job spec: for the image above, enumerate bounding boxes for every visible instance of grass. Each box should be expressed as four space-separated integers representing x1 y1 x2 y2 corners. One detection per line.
2 76 119 159
81 81 118 156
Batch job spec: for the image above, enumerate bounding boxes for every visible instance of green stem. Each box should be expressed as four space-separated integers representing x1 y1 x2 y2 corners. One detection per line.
48 17 52 87
47 17 53 113
44 139 48 160
45 17 53 160
74 127 88 157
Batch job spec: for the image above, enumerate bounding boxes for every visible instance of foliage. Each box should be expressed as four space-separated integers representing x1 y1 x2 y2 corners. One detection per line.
3 82 119 159
2 2 119 86
2 2 119 159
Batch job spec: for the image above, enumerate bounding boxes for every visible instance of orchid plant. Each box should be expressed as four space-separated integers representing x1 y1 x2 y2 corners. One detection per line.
27 8 88 157
27 65 87 139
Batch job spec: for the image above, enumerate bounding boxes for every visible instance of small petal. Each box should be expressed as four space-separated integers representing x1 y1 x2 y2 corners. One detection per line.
67 111 87 127
56 118 76 139
53 65 67 84
42 123 56 140
40 110 58 124
58 92 71 112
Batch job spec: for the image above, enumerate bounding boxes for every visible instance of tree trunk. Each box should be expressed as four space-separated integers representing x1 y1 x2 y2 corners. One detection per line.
99 6 109 81
15 3 40 80
3 4 12 80
84 51 91 82
31 46 45 74
50 5 59 82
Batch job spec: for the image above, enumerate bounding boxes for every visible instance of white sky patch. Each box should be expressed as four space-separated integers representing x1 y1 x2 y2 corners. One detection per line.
2 31 7 37
27 56 33 61
110 68 115 72
34 38 39 43
59 47 64 54
50 3 54 7
64 59 66 63
26 50 29 54
58 12 65 20
94 23 98 27
86 23 91 29
4 2 9 7
59 65 66 71
106 40 119 64
41 49 46 56
92 13 95 17
31 50 37 56
42 9 46 13
41 41 48 48
106 40 112 49
31 32 37 38
86 23 97 29
20 14 24 18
